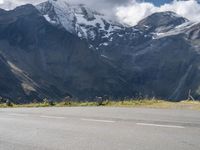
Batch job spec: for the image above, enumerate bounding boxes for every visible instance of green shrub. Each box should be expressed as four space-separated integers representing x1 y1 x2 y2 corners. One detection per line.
48 100 55 106
6 100 13 107
43 98 55 106
63 100 72 106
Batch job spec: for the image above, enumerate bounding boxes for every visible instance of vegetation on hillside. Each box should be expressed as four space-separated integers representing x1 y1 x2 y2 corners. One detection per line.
0 98 200 110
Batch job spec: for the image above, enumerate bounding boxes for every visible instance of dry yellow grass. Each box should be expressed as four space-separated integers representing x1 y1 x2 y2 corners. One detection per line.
0 100 200 110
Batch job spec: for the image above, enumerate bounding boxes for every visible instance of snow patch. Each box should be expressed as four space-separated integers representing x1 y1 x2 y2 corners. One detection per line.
37 0 124 40
44 14 57 24
153 21 197 39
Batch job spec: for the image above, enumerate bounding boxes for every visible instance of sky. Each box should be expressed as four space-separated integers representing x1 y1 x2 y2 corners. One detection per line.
0 0 200 26
145 0 173 6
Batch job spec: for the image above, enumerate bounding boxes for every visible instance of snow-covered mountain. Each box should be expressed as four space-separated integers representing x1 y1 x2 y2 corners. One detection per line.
37 1 196 51
37 0 124 49
1 1 200 102
37 1 200 52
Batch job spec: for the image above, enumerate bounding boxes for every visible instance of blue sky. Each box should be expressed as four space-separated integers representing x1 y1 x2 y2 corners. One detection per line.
145 0 173 6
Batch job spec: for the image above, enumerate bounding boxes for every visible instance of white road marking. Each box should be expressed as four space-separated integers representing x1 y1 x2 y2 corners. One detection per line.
8 113 29 117
40 115 65 119
81 118 115 123
136 123 185 129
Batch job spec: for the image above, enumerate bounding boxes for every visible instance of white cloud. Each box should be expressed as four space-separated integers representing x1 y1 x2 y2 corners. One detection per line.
116 0 200 26
1 0 200 26
0 0 129 11
0 0 45 10
0 0 4 5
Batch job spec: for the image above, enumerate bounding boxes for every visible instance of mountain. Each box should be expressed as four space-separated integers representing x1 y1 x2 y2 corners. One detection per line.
36 0 124 49
0 4 131 102
0 0 200 103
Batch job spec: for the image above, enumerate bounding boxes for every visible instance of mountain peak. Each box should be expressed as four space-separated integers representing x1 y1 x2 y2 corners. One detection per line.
37 0 76 32
37 0 124 41
14 4 38 12
0 4 40 19
137 11 188 31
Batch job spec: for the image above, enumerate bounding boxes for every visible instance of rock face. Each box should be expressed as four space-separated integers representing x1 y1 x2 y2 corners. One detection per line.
0 1 200 102
0 4 131 102
36 0 124 49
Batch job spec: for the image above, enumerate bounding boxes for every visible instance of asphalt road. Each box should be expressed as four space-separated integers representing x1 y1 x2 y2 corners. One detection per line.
0 107 200 150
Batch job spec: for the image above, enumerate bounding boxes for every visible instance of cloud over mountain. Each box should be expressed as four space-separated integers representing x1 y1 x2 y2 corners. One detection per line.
116 0 200 26
0 0 200 26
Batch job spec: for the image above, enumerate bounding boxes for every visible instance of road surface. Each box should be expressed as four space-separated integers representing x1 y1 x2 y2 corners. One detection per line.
0 107 200 150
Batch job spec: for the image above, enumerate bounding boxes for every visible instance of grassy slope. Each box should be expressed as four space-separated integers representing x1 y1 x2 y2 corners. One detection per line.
0 100 200 110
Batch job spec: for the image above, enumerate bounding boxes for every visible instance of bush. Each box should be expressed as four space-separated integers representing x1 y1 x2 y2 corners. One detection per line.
0 96 4 104
43 98 55 106
6 100 13 107
48 100 55 106
102 100 110 105
63 100 72 106
62 96 72 106
95 97 103 106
